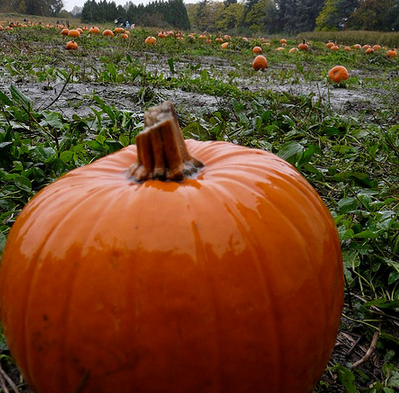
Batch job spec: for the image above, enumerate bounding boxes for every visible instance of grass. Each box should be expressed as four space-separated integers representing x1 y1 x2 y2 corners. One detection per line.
0 17 399 392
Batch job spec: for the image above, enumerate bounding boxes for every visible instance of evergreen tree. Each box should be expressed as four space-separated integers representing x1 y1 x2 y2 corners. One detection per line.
316 0 360 30
244 0 276 33
274 0 324 33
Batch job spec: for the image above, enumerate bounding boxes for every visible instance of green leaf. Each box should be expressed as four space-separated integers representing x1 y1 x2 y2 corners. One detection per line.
87 140 106 152
0 231 6 255
0 89 12 106
14 175 32 192
119 135 130 147
337 197 359 213
10 84 33 110
334 365 357 393
277 141 304 165
353 230 379 239
364 298 399 310
41 112 64 129
168 58 175 74
388 271 399 285
60 150 74 163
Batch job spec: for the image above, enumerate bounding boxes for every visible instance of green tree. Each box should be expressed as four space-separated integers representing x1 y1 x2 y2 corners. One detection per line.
196 0 224 31
10 0 63 15
216 2 244 31
274 0 325 33
244 0 276 33
163 0 191 30
316 0 360 31
345 0 399 31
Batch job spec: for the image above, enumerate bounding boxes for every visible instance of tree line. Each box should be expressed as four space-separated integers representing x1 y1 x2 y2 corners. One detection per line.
80 0 190 30
189 0 399 34
0 0 398 33
0 0 63 16
79 0 399 33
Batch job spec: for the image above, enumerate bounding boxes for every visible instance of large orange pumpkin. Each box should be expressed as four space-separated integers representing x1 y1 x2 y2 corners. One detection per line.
0 102 343 393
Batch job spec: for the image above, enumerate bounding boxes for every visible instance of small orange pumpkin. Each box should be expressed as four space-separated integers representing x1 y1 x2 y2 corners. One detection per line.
115 27 125 34
298 39 308 51
252 54 267 70
0 101 343 393
103 29 114 37
252 46 262 54
385 48 398 58
145 36 157 44
65 40 78 50
221 42 229 49
67 29 80 37
328 65 349 83
89 26 100 34
61 28 69 35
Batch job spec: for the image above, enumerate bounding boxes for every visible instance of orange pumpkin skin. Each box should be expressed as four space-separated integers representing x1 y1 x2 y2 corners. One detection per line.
65 40 78 50
328 65 349 83
252 54 268 70
67 29 80 37
102 29 114 37
0 140 343 393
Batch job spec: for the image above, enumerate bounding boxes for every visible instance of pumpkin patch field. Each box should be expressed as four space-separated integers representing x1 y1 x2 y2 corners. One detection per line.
0 17 399 392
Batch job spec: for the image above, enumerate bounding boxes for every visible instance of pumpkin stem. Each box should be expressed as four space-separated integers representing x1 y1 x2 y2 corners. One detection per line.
129 101 203 182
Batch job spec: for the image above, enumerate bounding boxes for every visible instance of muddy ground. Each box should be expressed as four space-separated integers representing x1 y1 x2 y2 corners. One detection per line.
0 48 395 121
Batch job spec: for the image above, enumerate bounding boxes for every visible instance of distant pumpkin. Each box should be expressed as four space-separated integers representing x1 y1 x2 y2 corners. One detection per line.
298 39 308 51
145 36 157 45
252 46 262 54
385 49 398 58
252 55 267 71
103 29 114 37
67 29 80 38
89 26 100 34
65 40 78 50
